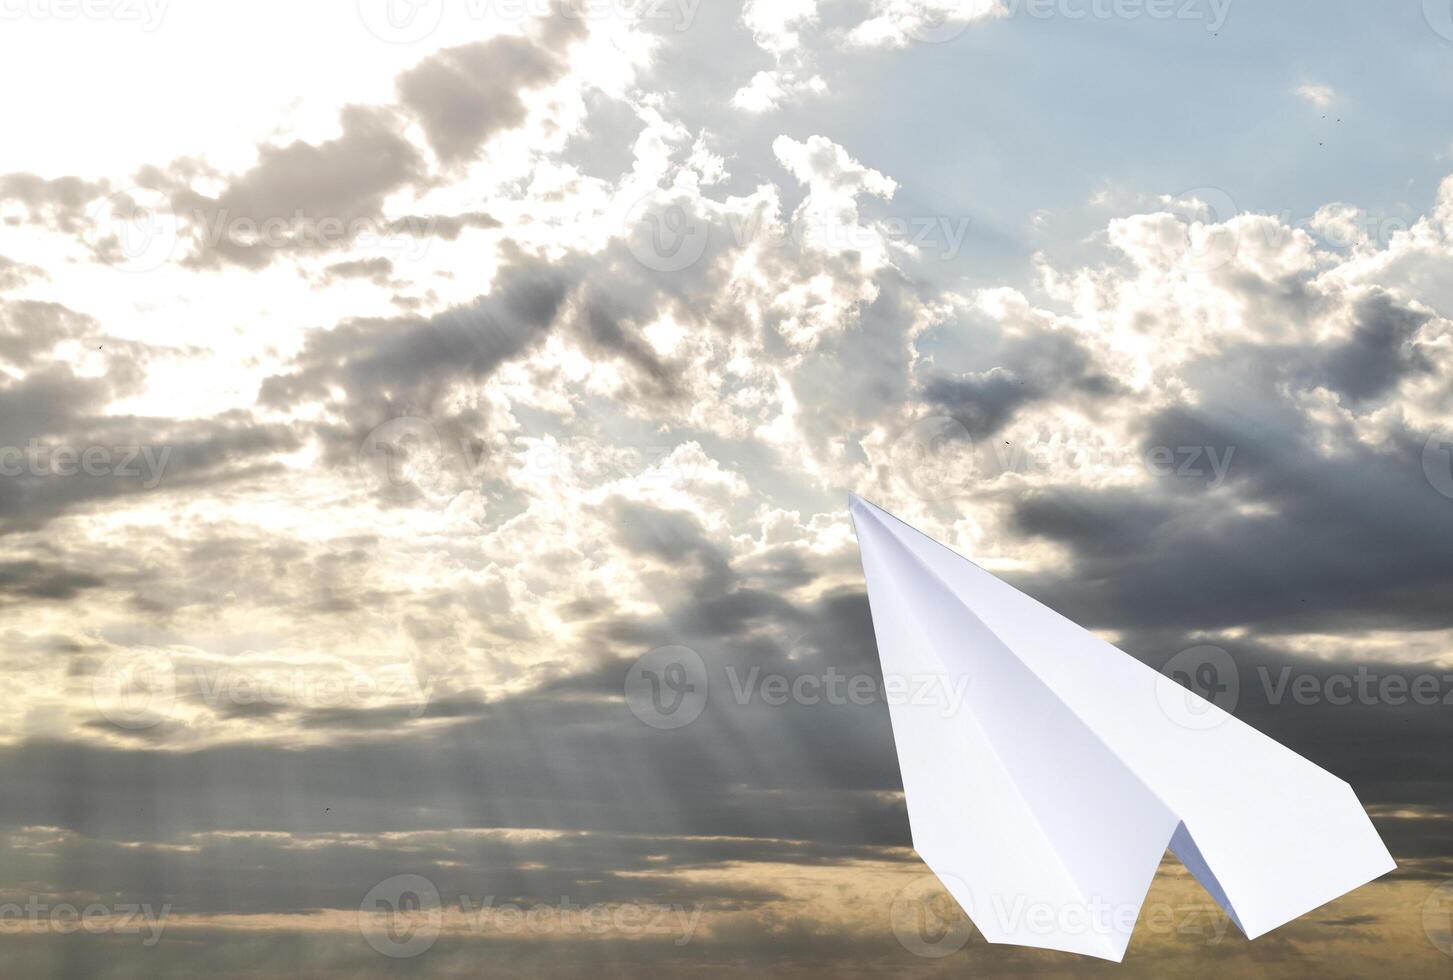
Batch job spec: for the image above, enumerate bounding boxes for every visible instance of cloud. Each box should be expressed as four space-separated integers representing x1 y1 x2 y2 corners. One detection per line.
165 105 426 270
0 173 108 234
260 252 574 425
846 0 1006 49
1296 82 1337 108
1 8 1450 975
397 20 584 165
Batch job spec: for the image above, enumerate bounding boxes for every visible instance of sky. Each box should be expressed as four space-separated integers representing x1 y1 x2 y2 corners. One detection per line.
1 0 1453 975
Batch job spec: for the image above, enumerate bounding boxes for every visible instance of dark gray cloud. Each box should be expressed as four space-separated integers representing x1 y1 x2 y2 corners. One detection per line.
1005 332 1453 636
319 256 395 287
0 300 94 368
397 17 586 165
922 324 1121 439
0 254 43 292
0 173 108 234
166 105 425 269
0 413 303 533
0 560 103 601
261 251 574 428
1319 292 1433 403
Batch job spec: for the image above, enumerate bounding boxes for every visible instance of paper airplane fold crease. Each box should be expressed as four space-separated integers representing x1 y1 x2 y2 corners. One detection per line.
849 494 1394 961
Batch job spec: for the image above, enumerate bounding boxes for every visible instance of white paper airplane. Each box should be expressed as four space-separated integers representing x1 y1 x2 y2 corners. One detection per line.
849 494 1394 961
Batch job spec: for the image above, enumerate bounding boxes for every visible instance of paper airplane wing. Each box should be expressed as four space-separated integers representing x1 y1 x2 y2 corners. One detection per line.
849 494 1394 961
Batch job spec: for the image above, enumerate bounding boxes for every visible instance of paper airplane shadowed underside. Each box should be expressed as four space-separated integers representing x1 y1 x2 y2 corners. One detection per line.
849 494 1394 962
